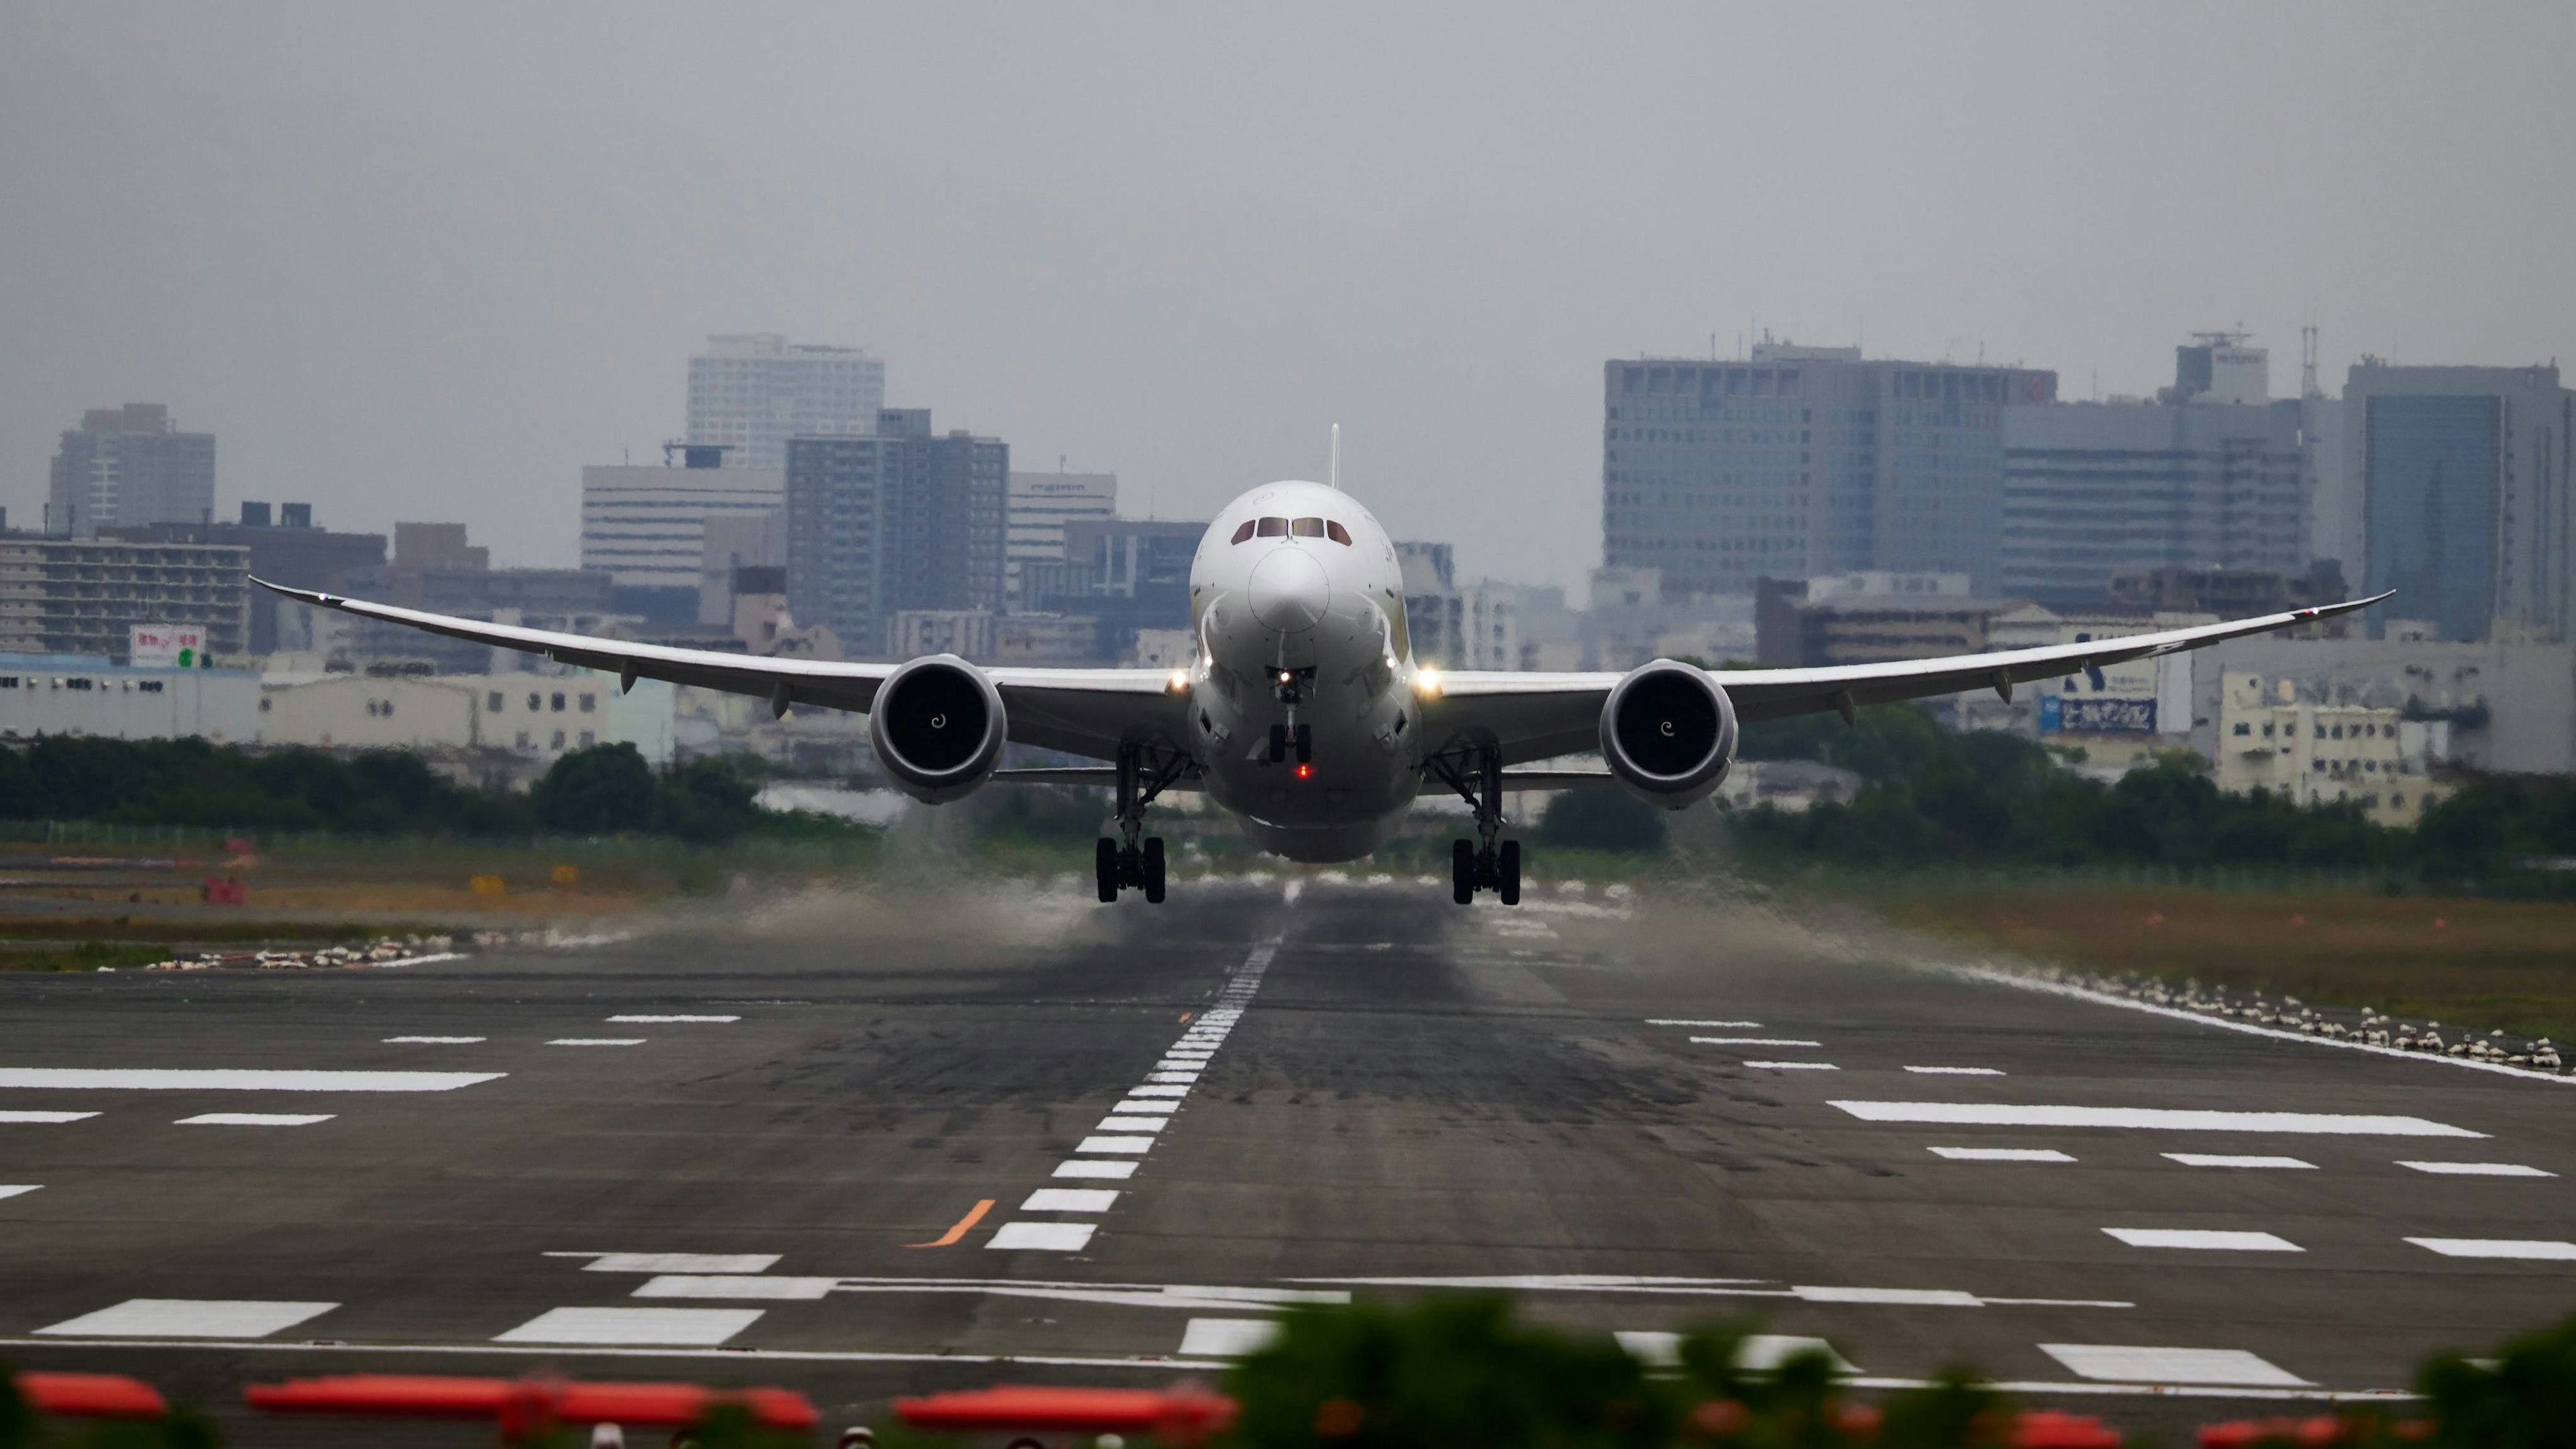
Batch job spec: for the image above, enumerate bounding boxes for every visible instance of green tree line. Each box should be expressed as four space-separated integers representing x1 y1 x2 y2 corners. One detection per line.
1731 704 2576 883
0 737 789 845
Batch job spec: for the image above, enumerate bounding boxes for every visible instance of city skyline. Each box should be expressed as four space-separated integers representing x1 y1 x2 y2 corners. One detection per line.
3 7 2573 592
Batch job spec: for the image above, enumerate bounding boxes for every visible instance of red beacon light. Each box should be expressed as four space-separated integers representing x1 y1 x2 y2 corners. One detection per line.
1294 763 1313 780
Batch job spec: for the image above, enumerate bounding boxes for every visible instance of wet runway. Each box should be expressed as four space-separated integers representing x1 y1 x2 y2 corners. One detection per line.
1 874 2569 1441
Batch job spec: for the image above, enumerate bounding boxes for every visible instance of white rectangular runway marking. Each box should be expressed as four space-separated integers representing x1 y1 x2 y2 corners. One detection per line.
1745 1061 1838 1071
607 1015 739 1024
2040 1344 2309 1387
495 1307 760 1345
2399 1161 2554 1177
178 1113 333 1127
568 1253 782 1274
0 1185 40 1201
1110 1098 1181 1114
1179 1318 1280 1356
2406 1238 2576 1259
1794 1285 1980 1307
632 1276 836 1300
1144 1071 1199 1083
0 1069 500 1093
1833 1102 2483 1136
1075 1135 1153 1155
1905 1067 2004 1076
2164 1154 2316 1170
1097 1116 1167 1133
40 1299 337 1340
0 1111 97 1123
2105 1228 2302 1252
1932 1147 2074 1162
986 1222 1095 1251
1126 1085 1188 1099
548 1038 645 1047
1054 1160 1137 1179
1022 1189 1118 1212
1619 1332 1856 1373
383 1036 485 1044
1649 1020 1762 1028
1693 1038 1823 1047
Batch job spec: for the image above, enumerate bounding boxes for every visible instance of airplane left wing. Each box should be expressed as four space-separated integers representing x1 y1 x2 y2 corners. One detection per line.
253 579 1177 761
1415 591 2391 765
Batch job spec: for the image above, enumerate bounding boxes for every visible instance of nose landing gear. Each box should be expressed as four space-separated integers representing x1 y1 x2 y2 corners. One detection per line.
1266 722 1313 764
1429 745 1522 906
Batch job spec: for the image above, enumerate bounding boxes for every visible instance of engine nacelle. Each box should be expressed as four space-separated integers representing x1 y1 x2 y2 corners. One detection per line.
1599 659 1736 810
867 655 1008 804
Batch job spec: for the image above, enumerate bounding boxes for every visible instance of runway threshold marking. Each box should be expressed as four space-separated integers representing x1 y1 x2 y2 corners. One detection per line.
1832 1102 2485 1136
0 1069 502 1092
906 1199 996 1248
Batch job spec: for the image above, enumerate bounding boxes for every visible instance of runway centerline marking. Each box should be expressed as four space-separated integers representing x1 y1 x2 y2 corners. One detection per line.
1745 1061 1838 1071
1649 1020 1762 1028
548 1038 646 1047
2406 1238 2576 1260
177 1113 333 1127
1906 1066 2005 1075
1055 1161 1136 1179
1693 1038 1823 1047
1832 1102 2484 1137
606 1015 740 1024
1097 1116 1167 1132
38 1299 337 1340
1022 1188 1118 1212
383 1036 486 1044
906 1199 995 1248
0 1111 97 1123
2164 1154 2317 1170
0 1069 501 1093
0 1185 40 1201
2104 1228 2303 1252
1932 1146 2074 1163
2398 1161 2554 1177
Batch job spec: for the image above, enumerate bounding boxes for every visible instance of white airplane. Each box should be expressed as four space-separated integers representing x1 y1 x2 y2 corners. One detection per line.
256 466 2383 906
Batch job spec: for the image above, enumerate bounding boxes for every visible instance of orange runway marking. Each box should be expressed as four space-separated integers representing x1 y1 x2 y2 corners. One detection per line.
906 1198 995 1248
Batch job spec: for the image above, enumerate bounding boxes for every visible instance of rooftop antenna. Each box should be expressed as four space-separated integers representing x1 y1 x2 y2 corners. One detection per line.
1328 423 1342 491
2301 324 2321 400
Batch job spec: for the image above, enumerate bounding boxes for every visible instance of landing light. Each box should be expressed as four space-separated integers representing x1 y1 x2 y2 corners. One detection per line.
1414 667 1443 698
1166 670 1190 694
1278 670 1293 685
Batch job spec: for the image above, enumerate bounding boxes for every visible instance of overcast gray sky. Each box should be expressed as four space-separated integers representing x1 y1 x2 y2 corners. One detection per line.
3 3 2568 592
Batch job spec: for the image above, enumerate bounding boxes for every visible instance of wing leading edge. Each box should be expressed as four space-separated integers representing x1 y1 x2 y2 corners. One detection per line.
1418 591 2392 765
250 578 1178 760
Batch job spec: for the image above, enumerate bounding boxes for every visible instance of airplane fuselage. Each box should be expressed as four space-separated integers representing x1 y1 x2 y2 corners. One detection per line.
1182 481 1428 861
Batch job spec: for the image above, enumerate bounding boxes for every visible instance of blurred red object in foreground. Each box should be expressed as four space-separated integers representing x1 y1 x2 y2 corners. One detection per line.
896 1384 1238 1440
245 1373 816 1436
14 1371 167 1419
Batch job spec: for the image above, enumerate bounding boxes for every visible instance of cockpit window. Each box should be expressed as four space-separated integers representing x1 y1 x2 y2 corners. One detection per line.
1231 519 1256 544
1256 517 1289 537
1325 521 1352 545
1292 517 1326 537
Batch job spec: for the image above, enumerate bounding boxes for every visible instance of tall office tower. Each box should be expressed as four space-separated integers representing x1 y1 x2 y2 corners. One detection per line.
2343 361 2574 643
580 447 786 624
1601 343 2055 599
685 333 885 472
2000 341 2306 603
784 410 1008 657
46 404 217 537
1005 470 1117 610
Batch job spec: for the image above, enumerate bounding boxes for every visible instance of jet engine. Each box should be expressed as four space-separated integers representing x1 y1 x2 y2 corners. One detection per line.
1598 659 1736 809
867 655 1008 804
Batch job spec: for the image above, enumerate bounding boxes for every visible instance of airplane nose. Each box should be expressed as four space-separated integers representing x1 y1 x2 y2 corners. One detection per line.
1248 547 1331 633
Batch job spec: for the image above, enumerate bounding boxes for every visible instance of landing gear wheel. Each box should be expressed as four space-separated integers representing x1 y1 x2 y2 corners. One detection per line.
1268 724 1289 763
1293 722 1313 764
1498 840 1521 906
1142 837 1167 904
1095 838 1121 902
1452 839 1476 905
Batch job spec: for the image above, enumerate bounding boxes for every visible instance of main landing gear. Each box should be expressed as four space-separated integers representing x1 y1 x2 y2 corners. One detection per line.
1428 745 1521 906
1097 742 1188 904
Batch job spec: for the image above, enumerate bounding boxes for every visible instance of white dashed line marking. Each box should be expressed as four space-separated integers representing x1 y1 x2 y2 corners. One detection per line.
1075 1135 1153 1155
1931 1147 2074 1163
1904 1066 2004 1075
1793 1285 1981 1307
2398 1161 2555 1177
606 1016 740 1024
38 1300 338 1340
1097 1116 1167 1132
177 1113 333 1127
1693 1038 1823 1047
384 1036 486 1044
2104 1228 2302 1252
1832 1102 2482 1136
0 1069 500 1092
1744 1061 1838 1071
1648 1020 1762 1028
1021 1189 1119 1212
2039 1344 2309 1387
548 1039 646 1047
558 1253 782 1274
631 1276 835 1300
1053 1160 1137 1179
0 1112 97 1124
1619 1332 1858 1372
2163 1154 2317 1170
986 1222 1096 1252
494 1307 761 1345
2406 1238 2576 1260
0 1185 41 1201
1179 1318 1281 1356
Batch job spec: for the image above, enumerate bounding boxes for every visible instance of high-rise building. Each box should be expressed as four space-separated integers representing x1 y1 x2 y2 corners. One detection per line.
46 405 216 538
686 333 885 472
2000 402 2306 603
784 410 1008 657
0 537 250 661
1006 470 1116 610
1601 343 2054 598
2343 362 2574 642
580 448 786 624
101 503 386 654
